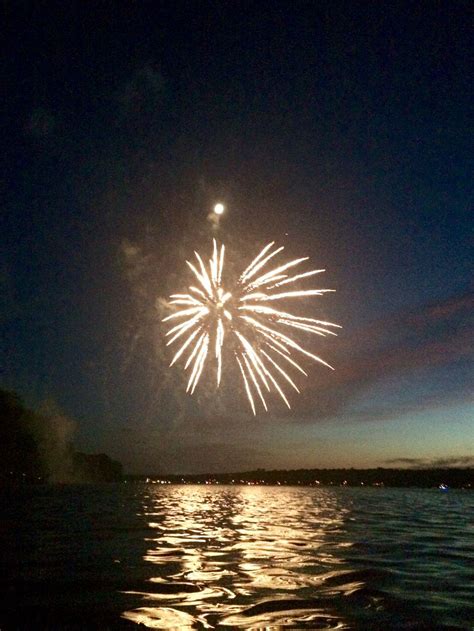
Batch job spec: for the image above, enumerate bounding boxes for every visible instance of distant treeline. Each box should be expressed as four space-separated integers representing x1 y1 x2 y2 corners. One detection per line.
0 388 122 484
128 467 473 489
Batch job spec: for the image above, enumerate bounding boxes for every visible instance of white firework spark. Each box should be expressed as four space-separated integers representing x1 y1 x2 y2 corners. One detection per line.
163 240 340 414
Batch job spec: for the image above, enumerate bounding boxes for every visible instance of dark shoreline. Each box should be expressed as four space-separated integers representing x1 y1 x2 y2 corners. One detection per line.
126 467 473 489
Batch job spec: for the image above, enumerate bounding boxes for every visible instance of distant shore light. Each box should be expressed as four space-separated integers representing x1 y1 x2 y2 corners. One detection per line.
214 203 225 215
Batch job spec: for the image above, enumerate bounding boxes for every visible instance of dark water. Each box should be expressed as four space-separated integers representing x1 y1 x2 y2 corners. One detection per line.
1 485 473 630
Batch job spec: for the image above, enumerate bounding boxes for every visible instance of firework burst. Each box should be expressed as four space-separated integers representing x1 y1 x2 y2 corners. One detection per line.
163 240 340 414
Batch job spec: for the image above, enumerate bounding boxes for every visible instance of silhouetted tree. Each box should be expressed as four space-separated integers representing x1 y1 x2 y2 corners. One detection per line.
0 388 122 484
0 389 42 481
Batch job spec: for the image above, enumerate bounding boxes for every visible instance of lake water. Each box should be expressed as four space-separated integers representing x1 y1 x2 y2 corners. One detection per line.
1 484 472 629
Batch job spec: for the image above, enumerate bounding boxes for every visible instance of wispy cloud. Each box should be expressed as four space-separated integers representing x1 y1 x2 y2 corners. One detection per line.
385 455 474 468
24 107 57 139
115 63 166 120
329 392 474 425
290 290 473 421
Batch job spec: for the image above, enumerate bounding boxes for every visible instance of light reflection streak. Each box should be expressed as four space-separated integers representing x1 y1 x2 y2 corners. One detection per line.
121 486 354 629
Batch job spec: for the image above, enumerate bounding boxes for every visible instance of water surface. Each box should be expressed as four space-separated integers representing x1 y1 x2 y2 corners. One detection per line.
1 484 472 629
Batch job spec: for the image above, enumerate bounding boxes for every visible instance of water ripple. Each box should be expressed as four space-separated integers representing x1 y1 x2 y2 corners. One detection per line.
1 485 472 629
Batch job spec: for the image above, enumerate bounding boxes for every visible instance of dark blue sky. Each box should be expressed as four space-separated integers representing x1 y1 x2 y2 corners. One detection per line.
1 1 472 473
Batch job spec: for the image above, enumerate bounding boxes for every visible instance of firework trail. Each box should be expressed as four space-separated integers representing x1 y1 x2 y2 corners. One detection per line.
163 240 340 414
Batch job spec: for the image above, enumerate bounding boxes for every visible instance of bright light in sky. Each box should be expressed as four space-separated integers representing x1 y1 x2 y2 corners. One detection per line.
163 239 338 414
214 203 225 215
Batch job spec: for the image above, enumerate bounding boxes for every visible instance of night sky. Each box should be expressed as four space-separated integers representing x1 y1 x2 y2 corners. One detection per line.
2 2 472 474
